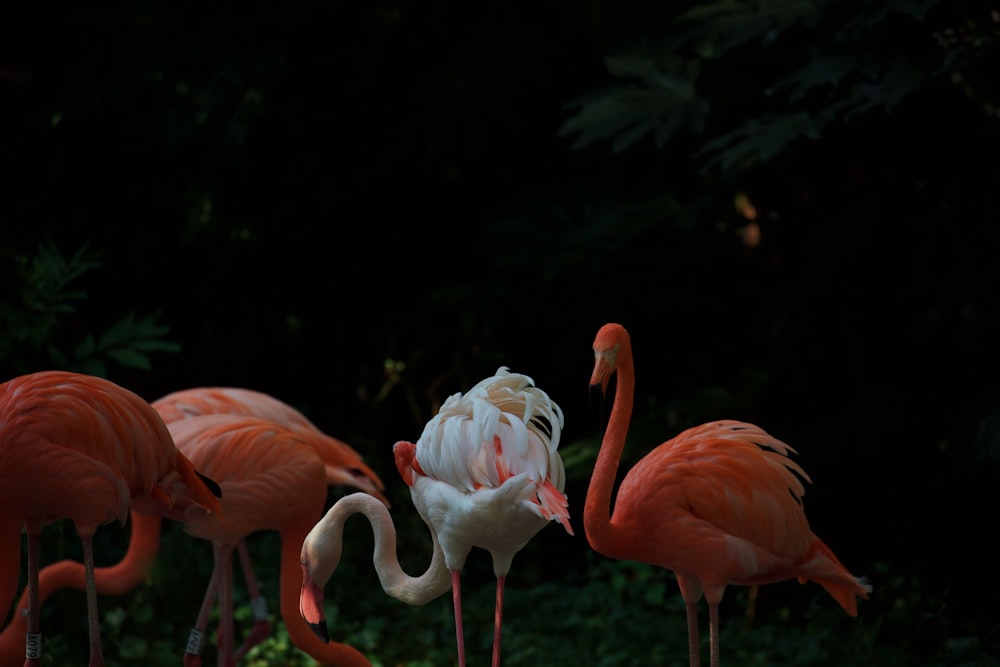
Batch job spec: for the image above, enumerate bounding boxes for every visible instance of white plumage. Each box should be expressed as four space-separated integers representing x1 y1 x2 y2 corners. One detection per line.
393 366 573 667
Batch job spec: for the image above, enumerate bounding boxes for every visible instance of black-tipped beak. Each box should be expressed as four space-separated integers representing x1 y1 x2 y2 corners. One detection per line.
308 620 330 644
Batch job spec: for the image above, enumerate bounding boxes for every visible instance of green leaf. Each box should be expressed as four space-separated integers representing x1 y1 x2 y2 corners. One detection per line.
47 345 70 368
74 335 97 359
106 347 153 371
560 56 708 152
697 112 825 172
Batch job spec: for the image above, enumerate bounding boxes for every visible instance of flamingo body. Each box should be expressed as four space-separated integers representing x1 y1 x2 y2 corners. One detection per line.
168 415 328 538
392 366 573 667
585 323 871 667
405 464 557 576
152 387 387 503
0 370 223 667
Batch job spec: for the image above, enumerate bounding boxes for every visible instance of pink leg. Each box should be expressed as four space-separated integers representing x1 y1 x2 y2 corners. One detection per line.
685 602 700 667
81 536 105 667
492 575 505 667
20 523 105 666
450 570 466 667
184 543 234 667
708 602 720 667
676 577 703 667
233 541 270 662
23 523 41 667
216 543 235 667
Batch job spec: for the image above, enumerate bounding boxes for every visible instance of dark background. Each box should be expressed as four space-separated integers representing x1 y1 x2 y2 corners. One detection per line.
2 1 998 665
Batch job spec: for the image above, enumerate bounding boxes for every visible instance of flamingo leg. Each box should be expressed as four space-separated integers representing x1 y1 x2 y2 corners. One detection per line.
708 602 720 667
492 575 505 667
24 523 41 667
233 541 271 662
450 570 466 667
184 543 233 667
21 524 106 667
216 543 235 667
684 602 700 667
81 536 105 667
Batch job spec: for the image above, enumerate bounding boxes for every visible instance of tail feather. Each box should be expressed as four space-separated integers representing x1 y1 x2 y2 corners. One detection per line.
799 538 871 616
536 480 573 536
808 573 872 617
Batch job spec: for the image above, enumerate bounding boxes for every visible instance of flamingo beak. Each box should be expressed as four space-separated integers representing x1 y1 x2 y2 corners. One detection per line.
590 346 619 427
300 562 330 643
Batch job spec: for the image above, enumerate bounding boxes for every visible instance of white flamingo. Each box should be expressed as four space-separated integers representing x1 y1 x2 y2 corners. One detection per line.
300 366 573 667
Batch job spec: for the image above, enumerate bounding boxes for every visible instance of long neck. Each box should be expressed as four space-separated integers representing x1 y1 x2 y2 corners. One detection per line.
279 522 373 667
583 353 635 558
334 493 451 605
0 512 162 663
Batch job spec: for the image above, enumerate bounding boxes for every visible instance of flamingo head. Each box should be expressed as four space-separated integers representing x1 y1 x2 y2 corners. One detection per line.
591 323 630 424
592 323 630 391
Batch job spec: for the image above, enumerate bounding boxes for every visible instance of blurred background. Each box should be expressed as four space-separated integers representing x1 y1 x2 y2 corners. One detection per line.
2 1 998 665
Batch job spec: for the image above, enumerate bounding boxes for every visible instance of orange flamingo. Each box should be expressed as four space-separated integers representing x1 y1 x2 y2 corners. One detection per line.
165 413 372 667
305 366 573 667
0 370 224 667
0 386 386 666
584 323 872 667
151 386 387 663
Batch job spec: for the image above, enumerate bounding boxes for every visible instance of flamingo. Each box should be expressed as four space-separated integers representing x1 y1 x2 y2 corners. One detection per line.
0 370 225 667
164 413 373 667
150 386 388 664
382 366 572 667
584 323 872 667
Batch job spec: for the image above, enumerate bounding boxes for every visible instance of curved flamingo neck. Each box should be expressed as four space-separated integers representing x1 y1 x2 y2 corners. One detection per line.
323 493 451 605
279 522 373 667
583 342 635 558
369 504 451 605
